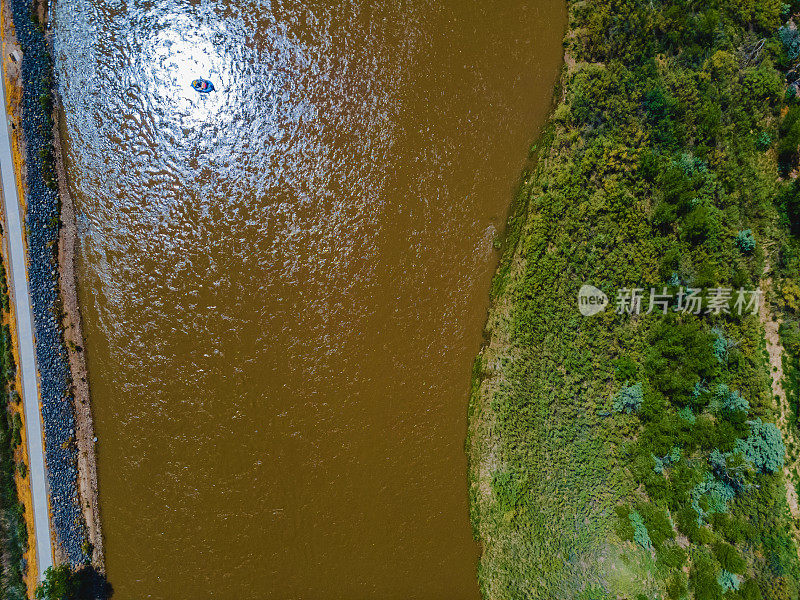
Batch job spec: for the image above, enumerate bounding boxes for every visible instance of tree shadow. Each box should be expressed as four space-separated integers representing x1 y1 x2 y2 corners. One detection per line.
75 565 113 600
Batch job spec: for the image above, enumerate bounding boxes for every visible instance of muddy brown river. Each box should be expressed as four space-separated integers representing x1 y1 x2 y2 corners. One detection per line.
53 1 565 598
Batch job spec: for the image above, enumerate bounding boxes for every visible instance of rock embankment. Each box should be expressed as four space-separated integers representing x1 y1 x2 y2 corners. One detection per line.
8 0 89 566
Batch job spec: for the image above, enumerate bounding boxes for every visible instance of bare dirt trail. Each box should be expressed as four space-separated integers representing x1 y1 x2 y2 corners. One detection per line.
760 268 800 556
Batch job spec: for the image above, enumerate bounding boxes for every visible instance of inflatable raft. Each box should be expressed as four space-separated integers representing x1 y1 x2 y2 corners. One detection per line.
191 78 215 93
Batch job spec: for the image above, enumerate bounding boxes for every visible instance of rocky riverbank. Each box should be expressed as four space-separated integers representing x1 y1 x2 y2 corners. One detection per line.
50 19 105 572
5 0 100 569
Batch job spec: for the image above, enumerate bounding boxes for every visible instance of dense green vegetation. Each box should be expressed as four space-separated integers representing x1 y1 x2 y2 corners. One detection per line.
468 1 800 598
35 566 78 600
0 256 28 599
33 565 112 600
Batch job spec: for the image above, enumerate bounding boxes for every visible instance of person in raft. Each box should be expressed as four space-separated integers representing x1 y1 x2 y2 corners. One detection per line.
192 78 215 93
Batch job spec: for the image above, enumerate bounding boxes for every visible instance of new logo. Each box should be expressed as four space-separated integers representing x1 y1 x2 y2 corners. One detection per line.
578 285 609 316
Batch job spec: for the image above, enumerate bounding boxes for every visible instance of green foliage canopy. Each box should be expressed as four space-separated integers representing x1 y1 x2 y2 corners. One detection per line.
735 419 786 474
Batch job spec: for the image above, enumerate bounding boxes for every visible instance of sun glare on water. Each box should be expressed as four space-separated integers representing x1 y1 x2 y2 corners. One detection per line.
136 14 229 123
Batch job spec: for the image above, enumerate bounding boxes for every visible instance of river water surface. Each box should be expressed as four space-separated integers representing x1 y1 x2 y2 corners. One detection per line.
53 1 565 597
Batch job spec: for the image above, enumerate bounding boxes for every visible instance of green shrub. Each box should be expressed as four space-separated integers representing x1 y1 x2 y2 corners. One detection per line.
782 179 800 235
735 419 786 474
614 356 638 382
492 469 526 511
658 543 687 570
11 413 21 449
711 513 747 544
677 505 714 545
667 572 689 600
713 542 747 574
738 579 764 600
690 550 723 600
638 502 674 549
615 505 635 541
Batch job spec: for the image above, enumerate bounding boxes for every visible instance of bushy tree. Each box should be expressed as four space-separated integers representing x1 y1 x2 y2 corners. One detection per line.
709 449 750 493
35 566 78 600
707 50 738 83
693 380 708 399
735 419 786 473
713 336 732 364
652 453 665 474
713 383 749 415
614 381 643 414
683 205 720 245
679 406 697 424
741 60 784 104
692 473 736 524
735 229 756 254
781 22 800 60
730 0 782 29
629 510 652 550
646 317 718 400
757 131 773 151
653 446 682 474
718 570 741 593
723 390 749 414
779 107 800 174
